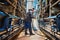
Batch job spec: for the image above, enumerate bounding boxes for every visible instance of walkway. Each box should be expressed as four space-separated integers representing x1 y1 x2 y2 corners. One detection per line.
15 31 46 40
14 19 47 40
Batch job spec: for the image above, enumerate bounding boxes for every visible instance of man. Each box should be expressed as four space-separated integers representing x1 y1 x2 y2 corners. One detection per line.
24 9 34 35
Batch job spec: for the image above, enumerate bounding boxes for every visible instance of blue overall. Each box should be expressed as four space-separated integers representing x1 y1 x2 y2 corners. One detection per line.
24 12 33 34
24 21 32 34
24 21 31 29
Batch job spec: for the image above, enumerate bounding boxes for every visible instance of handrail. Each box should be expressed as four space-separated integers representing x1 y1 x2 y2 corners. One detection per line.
51 1 59 8
39 27 60 40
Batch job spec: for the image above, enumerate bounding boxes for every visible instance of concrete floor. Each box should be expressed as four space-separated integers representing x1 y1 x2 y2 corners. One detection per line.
14 19 47 40
15 31 46 40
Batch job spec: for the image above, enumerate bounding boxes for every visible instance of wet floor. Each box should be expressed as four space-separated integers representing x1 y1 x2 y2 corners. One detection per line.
15 30 47 40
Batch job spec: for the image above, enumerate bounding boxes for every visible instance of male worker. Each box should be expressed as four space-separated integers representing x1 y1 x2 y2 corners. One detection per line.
24 9 34 35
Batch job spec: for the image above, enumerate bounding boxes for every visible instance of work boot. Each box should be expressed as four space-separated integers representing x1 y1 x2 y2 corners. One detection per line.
30 33 35 35
25 33 28 35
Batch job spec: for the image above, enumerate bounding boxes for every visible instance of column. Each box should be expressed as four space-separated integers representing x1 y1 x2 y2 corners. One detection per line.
26 0 34 12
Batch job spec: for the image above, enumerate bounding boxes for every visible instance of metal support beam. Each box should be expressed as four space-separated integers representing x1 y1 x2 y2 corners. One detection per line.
6 0 16 8
49 0 52 16
51 1 59 8
40 0 42 18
